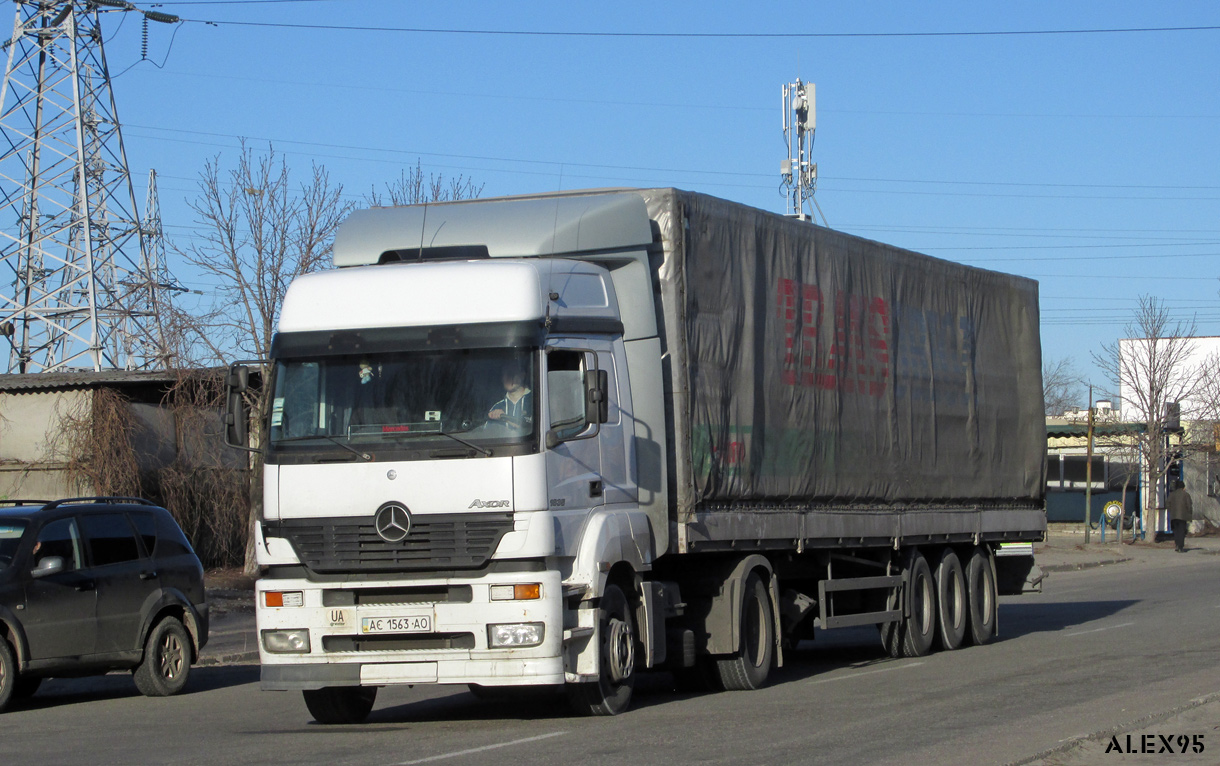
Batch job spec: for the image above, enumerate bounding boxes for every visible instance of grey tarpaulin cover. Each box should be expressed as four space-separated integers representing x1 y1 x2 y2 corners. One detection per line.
641 189 1045 515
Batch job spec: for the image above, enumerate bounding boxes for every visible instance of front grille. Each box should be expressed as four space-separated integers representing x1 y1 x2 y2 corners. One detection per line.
322 585 474 607
269 513 513 574
323 633 476 652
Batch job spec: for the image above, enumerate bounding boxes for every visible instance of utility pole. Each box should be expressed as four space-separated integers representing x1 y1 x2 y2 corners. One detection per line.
0 0 180 373
1084 384 1094 543
781 79 824 224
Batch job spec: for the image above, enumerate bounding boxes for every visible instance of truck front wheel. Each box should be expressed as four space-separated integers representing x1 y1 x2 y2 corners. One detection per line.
713 571 774 690
568 583 635 716
303 686 378 724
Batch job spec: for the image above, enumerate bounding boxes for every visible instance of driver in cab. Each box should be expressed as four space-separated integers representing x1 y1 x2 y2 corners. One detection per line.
487 363 533 430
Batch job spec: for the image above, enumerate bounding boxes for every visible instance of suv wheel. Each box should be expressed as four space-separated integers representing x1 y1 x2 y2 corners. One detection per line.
134 617 191 697
0 639 16 713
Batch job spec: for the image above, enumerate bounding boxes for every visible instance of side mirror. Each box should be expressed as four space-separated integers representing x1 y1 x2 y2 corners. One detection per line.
224 363 252 448
31 556 64 579
586 369 609 424
226 365 250 393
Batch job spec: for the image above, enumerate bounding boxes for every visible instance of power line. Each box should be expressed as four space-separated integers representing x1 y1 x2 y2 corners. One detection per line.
124 124 1220 200
135 69 1220 121
174 19 1220 39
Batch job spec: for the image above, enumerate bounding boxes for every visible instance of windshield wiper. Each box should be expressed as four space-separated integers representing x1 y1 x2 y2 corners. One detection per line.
275 434 371 461
429 430 492 457
322 434 372 461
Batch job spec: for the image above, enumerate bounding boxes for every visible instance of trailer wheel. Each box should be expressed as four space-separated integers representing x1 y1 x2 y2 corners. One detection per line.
966 546 998 645
568 583 635 716
302 686 377 725
935 549 967 650
713 572 774 690
899 551 937 657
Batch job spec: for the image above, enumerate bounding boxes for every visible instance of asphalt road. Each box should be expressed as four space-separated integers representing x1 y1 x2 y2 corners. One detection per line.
3 551 1218 766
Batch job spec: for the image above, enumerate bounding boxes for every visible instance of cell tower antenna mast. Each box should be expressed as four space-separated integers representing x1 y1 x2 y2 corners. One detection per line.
781 79 822 223
0 0 180 373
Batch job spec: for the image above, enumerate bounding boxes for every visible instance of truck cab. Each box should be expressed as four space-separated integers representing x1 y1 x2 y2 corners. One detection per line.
240 192 669 722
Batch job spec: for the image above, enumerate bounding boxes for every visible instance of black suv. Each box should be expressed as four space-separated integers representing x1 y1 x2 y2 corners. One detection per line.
0 497 208 711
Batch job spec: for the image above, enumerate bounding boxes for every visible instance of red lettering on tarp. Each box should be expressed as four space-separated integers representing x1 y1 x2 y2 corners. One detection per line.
382 425 411 432
776 278 889 397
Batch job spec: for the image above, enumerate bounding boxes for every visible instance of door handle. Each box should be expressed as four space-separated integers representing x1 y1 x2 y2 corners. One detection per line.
589 480 603 497
139 571 158 580
75 580 95 592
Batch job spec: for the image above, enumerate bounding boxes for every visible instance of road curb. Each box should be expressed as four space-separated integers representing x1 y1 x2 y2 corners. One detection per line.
1041 558 1131 572
197 651 259 667
1005 690 1220 766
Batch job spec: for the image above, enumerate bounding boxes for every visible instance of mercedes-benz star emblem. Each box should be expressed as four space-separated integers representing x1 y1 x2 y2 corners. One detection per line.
374 503 411 544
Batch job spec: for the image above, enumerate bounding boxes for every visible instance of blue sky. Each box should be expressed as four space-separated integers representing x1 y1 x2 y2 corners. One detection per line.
87 0 1220 398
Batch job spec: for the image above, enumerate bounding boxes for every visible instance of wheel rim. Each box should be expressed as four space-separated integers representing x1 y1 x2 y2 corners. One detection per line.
915 572 933 634
948 569 964 629
159 633 184 680
605 615 633 684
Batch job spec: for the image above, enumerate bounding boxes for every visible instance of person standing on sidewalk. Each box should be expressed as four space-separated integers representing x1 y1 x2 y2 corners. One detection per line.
1167 479 1193 553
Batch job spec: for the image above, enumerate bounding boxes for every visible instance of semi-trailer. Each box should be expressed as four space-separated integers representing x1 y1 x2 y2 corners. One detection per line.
225 188 1046 723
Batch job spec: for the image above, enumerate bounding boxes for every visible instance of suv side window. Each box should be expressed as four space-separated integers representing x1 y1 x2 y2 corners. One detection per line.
130 512 158 556
34 517 83 572
80 513 142 566
155 511 196 557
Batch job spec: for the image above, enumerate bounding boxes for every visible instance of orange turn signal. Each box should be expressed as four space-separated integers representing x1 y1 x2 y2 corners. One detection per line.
513 583 541 600
264 591 284 607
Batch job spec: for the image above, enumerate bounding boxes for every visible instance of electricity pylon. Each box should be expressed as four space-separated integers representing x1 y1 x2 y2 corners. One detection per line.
0 1 179 373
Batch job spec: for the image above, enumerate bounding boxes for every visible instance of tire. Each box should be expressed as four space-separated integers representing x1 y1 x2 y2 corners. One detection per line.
0 639 15 713
899 551 937 658
303 686 377 724
567 583 636 716
879 620 902 658
878 580 903 658
713 572 775 691
13 676 42 699
966 546 998 646
133 617 191 697
935 549 967 651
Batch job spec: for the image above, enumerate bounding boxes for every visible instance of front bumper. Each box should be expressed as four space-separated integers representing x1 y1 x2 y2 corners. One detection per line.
256 569 564 691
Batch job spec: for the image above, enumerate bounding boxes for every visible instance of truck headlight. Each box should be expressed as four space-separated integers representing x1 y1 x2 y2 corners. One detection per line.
262 629 311 653
488 623 544 648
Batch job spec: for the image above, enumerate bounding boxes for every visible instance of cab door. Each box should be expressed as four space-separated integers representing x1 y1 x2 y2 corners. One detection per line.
23 516 97 661
543 343 607 514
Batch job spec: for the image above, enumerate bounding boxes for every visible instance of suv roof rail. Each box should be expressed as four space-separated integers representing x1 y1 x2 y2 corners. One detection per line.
40 496 158 511
0 499 51 507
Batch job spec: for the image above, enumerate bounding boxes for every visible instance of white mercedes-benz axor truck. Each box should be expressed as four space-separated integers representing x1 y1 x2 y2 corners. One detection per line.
225 188 1047 723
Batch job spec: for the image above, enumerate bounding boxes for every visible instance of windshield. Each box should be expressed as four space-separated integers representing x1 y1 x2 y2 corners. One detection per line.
269 348 537 455
0 521 27 569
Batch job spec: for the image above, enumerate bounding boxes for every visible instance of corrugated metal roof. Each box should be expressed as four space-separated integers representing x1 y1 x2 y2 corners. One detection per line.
0 368 223 393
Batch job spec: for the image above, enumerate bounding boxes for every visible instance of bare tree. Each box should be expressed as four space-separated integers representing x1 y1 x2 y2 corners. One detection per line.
1043 356 1085 416
366 160 484 207
174 142 353 573
1092 296 1200 531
